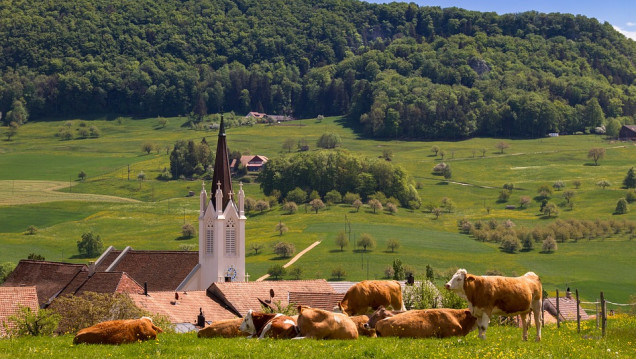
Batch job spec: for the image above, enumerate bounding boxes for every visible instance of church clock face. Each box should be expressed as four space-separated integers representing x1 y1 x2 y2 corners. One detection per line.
226 265 237 280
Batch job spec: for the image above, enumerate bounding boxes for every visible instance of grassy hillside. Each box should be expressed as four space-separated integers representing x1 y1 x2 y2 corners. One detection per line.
0 316 634 358
0 116 635 303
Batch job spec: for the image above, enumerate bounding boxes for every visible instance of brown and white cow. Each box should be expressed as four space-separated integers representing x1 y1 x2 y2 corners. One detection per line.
239 310 298 339
296 306 358 340
73 317 163 345
198 318 248 338
445 269 542 341
336 280 405 316
364 306 476 338
348 315 377 337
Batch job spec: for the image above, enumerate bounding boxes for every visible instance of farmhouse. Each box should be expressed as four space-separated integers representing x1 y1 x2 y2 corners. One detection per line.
231 155 269 172
0 286 39 337
618 125 636 140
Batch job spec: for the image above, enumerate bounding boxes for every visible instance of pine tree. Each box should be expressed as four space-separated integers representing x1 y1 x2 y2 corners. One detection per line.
623 167 636 189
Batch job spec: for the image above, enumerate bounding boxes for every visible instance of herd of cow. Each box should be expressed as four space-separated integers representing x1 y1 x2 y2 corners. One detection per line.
73 269 543 345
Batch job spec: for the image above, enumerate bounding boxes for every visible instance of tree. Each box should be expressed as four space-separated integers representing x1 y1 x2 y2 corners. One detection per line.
316 132 341 149
623 168 636 189
615 198 629 215
316 115 324 123
425 265 434 281
250 243 264 255
352 199 362 212
384 266 395 279
439 150 446 160
181 223 195 238
335 231 348 251
573 180 582 189
324 190 342 204
142 143 154 154
386 202 398 214
498 189 510 202
432 207 443 219
289 267 302 280
392 258 405 280
495 141 510 154
286 187 307 204
500 236 522 253
605 118 622 138
273 242 295 258
5 122 18 140
283 201 298 214
542 202 559 218
481 148 487 157
503 183 515 191
27 253 45 260
77 232 104 258
5 99 29 125
552 181 565 191
386 239 400 253
368 199 382 213
137 171 145 189
282 138 296 153
626 189 636 203
275 221 288 236
25 225 38 235
588 148 606 166
596 180 611 190
381 149 393 161
357 233 375 252
542 236 558 253
78 170 87 181
5 306 59 337
255 200 270 213
309 198 325 213
343 192 360 204
537 184 552 198
0 262 16 284
157 117 169 128
519 196 531 208
331 266 347 280
431 145 440 156
267 265 286 280
562 190 575 204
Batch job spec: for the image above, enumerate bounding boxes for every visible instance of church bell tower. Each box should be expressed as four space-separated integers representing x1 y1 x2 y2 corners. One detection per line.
197 117 246 289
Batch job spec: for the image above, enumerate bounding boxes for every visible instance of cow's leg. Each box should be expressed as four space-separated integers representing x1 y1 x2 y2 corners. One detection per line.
476 312 489 340
520 313 528 341
258 321 273 339
532 300 542 342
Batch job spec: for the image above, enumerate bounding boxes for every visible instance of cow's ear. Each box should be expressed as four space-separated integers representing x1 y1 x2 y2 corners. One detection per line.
297 305 303 314
465 275 475 283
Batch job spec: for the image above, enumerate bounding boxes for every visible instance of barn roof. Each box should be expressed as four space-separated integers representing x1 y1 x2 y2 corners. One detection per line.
543 297 590 321
208 280 335 317
1 260 87 306
129 291 238 324
58 272 143 297
288 291 345 312
0 286 39 337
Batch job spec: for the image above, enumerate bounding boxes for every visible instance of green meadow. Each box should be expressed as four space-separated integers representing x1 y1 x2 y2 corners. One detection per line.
0 116 635 303
0 317 634 359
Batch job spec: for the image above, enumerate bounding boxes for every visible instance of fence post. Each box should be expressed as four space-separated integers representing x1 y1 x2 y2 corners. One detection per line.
595 301 599 329
576 289 580 333
556 289 560 328
600 291 606 337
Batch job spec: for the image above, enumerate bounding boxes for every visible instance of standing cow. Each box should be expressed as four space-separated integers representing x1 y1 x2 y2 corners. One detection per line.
296 306 358 339
336 280 405 316
445 269 542 341
239 310 298 339
73 317 163 345
364 306 477 338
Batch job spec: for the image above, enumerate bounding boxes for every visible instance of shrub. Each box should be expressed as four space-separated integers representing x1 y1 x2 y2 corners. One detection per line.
324 190 342 204
273 242 295 258
283 201 298 214
403 281 439 310
179 244 195 251
288 267 302 280
255 200 270 213
615 198 629 215
316 132 341 149
4 306 60 337
25 225 38 235
386 202 398 214
286 187 307 204
331 266 347 280
432 162 448 176
542 236 558 253
267 265 286 280
626 189 636 203
343 192 361 204
181 223 195 238
384 266 395 279
498 189 510 202
500 236 522 253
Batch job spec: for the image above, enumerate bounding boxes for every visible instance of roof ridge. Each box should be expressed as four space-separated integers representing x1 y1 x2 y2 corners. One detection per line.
19 259 86 267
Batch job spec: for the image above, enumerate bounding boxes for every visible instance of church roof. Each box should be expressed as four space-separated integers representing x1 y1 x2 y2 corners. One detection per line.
207 280 335 317
1 260 87 306
211 116 233 211
0 286 39 337
130 291 238 324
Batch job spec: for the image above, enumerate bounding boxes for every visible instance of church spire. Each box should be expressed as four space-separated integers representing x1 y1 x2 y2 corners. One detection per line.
211 115 233 211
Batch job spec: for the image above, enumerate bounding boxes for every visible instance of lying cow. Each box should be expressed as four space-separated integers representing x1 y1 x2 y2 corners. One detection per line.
336 280 405 316
296 306 358 339
73 317 163 345
364 306 476 338
198 318 248 338
349 315 376 338
445 269 542 341
239 310 298 339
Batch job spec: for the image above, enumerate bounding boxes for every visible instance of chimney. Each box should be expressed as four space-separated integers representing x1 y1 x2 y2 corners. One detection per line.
88 261 96 276
196 308 206 327
144 282 148 296
565 287 572 300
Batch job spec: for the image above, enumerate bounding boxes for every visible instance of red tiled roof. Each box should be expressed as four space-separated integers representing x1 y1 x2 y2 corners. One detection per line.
327 281 358 294
0 286 39 337
106 251 198 292
1 260 87 306
129 291 238 324
288 291 345 312
95 250 122 271
543 297 590 321
208 280 335 317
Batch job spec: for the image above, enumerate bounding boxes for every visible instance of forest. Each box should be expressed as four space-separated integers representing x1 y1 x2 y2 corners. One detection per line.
1 0 636 139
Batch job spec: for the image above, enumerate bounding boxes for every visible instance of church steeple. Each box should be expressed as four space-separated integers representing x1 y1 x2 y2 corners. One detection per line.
210 115 233 211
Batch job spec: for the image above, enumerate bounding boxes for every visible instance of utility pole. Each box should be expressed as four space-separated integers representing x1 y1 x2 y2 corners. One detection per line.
127 164 130 181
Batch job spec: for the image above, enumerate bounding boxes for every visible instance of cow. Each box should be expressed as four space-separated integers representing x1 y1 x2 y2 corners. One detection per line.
445 269 542 341
348 315 376 337
197 318 248 338
296 306 358 340
239 310 298 339
363 306 476 338
336 280 405 316
73 317 163 345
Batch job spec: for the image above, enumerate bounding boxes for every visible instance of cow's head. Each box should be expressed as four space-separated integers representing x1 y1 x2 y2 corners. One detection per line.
445 268 470 293
239 309 255 335
363 306 392 330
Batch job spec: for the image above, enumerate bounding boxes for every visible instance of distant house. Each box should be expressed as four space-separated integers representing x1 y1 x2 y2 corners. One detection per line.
238 155 269 172
245 112 266 120
266 115 295 123
618 125 636 141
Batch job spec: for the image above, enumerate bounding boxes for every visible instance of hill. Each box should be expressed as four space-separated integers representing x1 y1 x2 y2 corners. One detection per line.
2 0 636 138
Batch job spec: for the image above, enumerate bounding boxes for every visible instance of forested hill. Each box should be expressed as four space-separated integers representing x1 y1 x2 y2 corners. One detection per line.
2 0 636 139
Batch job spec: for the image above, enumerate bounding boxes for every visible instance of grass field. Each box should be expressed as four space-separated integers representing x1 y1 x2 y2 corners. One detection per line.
0 317 634 359
0 116 635 304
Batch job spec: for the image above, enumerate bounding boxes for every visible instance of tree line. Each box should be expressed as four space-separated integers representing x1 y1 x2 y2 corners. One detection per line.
1 1 636 139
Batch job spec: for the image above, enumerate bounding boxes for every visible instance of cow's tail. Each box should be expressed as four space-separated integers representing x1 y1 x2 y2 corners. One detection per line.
400 299 406 312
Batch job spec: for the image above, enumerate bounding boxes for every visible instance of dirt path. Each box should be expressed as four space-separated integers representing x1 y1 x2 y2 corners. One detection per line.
0 180 140 206
255 241 321 282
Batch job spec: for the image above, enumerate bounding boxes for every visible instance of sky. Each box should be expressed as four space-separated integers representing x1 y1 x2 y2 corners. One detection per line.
364 1 636 40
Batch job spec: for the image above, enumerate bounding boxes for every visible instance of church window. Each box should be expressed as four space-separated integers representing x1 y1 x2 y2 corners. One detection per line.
226 219 236 255
206 225 214 253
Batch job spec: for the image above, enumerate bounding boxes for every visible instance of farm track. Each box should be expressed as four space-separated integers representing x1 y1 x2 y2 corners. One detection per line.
255 241 322 281
0 180 141 206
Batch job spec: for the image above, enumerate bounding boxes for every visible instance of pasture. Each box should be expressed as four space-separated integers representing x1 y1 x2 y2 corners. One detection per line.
0 116 635 303
0 317 634 359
